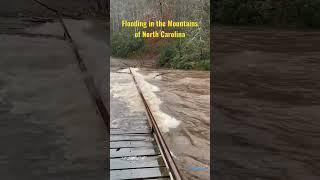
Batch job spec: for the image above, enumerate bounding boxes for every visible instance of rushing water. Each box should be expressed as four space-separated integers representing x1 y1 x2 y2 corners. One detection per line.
110 58 210 180
212 26 320 180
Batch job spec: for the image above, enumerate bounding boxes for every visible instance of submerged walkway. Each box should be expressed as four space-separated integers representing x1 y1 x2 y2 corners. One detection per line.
110 115 170 179
110 68 176 180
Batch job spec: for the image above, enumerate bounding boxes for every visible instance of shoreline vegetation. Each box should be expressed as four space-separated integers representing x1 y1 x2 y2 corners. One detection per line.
111 0 210 71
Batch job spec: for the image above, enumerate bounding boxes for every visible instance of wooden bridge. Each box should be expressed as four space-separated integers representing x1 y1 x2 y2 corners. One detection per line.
109 68 182 180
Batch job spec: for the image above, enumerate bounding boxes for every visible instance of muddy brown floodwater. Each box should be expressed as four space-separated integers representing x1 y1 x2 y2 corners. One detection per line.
139 69 210 180
111 58 210 180
212 26 320 180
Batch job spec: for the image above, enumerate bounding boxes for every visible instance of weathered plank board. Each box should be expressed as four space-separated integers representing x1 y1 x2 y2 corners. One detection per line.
110 167 170 179
111 120 149 129
110 147 160 158
111 117 148 121
110 156 166 170
111 134 153 141
110 128 151 135
111 140 155 148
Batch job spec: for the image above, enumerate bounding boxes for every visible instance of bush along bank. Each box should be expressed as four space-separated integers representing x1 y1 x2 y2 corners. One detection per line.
159 32 210 71
111 29 145 58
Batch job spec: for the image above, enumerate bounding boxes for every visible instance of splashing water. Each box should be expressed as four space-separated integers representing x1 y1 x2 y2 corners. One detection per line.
131 68 181 133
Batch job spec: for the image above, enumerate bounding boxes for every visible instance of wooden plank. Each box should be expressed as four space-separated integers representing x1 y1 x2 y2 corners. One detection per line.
110 128 151 135
111 118 148 124
110 156 166 170
112 117 148 121
110 147 160 158
111 134 153 141
110 167 170 180
111 141 154 148
111 121 149 129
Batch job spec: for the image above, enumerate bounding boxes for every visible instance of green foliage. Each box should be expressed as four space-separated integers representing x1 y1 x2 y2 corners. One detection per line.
159 43 178 67
159 35 210 71
212 0 320 28
158 0 210 71
111 29 145 57
111 0 210 71
194 59 210 71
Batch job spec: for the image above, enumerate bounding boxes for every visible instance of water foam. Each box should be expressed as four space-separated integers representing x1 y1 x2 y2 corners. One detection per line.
131 68 181 133
110 70 144 113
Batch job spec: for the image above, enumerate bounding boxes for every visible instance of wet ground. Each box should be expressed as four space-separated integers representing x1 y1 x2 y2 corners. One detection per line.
0 18 108 179
212 26 320 179
111 58 210 180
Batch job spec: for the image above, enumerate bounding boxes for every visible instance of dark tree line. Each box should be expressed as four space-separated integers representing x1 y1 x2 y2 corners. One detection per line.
212 0 320 27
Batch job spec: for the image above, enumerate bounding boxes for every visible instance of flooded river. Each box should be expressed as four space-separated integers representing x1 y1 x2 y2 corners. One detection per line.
212 26 320 180
111 58 210 180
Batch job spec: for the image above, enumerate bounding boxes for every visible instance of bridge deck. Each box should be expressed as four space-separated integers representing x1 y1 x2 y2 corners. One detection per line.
110 68 172 179
110 115 171 179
